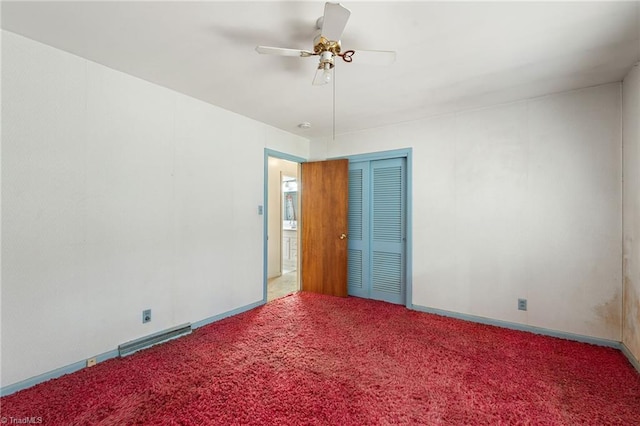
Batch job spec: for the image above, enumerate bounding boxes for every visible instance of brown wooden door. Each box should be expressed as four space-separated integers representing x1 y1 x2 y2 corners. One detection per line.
300 159 349 297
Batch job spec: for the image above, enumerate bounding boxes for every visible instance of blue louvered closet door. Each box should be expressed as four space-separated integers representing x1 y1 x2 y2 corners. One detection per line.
348 158 406 304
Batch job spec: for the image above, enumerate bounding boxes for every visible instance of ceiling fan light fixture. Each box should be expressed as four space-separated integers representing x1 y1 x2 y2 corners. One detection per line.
321 60 333 83
322 67 332 84
319 50 334 66
313 67 330 86
313 51 335 86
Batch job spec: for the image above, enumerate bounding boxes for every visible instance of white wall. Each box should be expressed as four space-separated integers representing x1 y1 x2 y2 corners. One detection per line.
1 31 309 387
623 63 640 363
312 83 622 341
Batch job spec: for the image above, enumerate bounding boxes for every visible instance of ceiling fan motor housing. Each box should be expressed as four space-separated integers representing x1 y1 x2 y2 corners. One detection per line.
313 35 341 56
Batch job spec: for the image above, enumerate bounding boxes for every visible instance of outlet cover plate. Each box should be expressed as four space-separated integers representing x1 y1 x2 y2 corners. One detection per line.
87 357 97 367
143 309 151 323
518 298 527 311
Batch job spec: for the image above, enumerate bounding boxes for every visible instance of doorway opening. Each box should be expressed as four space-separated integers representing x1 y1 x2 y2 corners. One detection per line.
265 151 303 302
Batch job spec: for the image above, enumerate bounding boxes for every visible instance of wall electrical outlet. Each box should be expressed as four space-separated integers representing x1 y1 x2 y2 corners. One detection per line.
518 298 528 311
143 309 151 323
87 357 97 367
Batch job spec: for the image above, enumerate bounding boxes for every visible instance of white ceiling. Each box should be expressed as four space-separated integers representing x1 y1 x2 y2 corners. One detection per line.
2 1 639 139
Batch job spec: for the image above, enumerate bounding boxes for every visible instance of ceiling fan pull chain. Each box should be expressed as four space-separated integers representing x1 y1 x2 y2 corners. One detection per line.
333 63 336 141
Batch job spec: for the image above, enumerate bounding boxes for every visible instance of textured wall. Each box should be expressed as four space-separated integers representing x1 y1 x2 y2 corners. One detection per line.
1 31 309 387
313 83 622 341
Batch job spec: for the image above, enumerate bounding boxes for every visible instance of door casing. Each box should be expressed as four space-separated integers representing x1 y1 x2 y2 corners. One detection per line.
263 148 412 307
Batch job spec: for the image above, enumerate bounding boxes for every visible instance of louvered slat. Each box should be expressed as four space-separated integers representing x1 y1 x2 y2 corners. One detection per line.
372 251 402 294
348 249 363 289
348 169 363 241
373 166 402 243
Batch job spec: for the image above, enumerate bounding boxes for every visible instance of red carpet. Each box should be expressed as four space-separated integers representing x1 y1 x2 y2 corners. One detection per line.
2 292 639 425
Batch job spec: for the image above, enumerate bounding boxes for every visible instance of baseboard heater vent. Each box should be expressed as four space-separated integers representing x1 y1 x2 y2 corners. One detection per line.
118 323 192 357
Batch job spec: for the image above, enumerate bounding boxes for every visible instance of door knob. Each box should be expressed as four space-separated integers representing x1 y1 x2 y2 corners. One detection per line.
340 233 347 240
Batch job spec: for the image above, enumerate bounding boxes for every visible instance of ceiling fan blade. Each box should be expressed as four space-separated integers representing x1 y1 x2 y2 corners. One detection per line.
321 2 351 41
255 46 314 57
347 49 396 65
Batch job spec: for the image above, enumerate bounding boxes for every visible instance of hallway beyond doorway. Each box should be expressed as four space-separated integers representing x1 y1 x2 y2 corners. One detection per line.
267 271 298 302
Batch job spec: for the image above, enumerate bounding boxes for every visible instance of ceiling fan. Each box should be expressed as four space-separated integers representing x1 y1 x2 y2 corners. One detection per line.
255 2 396 86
